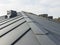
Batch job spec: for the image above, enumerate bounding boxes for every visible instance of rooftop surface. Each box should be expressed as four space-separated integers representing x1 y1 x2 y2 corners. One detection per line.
0 12 60 45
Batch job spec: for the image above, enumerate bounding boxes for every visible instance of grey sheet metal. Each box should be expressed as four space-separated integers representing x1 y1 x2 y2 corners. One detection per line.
21 12 60 45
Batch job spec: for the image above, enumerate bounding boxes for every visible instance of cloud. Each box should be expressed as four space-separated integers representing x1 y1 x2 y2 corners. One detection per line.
21 0 40 5
0 0 60 18
0 0 10 4
48 7 60 18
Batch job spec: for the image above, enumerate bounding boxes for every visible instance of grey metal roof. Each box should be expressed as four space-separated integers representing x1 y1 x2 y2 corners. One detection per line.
22 12 60 45
0 12 60 45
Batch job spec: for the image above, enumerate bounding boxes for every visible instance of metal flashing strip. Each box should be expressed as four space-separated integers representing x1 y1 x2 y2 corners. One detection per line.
0 16 23 26
0 17 24 30
11 28 31 45
0 21 26 38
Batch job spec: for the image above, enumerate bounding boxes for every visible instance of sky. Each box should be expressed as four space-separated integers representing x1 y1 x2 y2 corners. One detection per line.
0 0 60 18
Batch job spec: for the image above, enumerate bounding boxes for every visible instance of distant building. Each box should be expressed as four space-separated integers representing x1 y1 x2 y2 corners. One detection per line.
48 16 53 19
39 14 48 18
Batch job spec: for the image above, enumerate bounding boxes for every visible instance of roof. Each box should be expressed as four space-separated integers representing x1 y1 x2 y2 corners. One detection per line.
0 12 60 45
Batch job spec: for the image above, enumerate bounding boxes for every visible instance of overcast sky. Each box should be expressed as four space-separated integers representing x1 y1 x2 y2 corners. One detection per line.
0 0 60 18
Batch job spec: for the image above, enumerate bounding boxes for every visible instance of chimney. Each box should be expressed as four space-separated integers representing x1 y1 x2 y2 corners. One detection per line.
6 10 17 19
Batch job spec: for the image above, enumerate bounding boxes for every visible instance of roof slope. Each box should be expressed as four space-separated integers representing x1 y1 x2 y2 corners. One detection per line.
0 12 60 45
21 11 60 45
